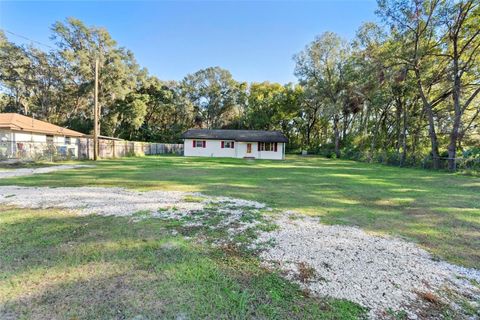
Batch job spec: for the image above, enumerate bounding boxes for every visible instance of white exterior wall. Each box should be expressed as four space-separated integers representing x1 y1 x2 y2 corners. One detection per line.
0 130 80 159
13 131 47 143
236 142 284 160
236 141 256 158
10 131 78 145
184 138 285 160
258 142 284 160
184 139 236 158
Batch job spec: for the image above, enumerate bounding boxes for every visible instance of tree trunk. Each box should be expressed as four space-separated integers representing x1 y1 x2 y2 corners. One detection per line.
395 97 402 164
369 107 383 162
448 48 462 171
306 125 311 148
400 100 408 166
414 69 441 169
425 106 441 169
333 114 340 158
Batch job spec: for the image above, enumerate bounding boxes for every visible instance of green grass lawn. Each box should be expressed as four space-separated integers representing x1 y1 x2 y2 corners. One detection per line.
1 155 479 319
1 155 478 268
0 207 364 319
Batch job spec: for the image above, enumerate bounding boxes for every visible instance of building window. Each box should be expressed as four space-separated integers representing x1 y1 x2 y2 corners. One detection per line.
65 137 71 145
193 140 206 148
258 142 278 152
46 135 54 145
221 141 234 148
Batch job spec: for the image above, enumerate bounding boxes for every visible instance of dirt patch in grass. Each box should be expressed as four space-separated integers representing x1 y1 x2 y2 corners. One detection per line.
416 291 442 305
296 262 317 283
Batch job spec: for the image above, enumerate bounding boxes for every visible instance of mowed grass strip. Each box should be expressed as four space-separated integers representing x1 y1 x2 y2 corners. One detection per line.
1 155 479 268
0 208 365 319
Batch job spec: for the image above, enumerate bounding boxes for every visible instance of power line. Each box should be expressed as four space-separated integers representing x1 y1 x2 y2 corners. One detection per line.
2 28 55 49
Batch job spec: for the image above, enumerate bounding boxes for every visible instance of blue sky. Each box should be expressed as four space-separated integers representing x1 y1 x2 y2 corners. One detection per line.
0 1 378 84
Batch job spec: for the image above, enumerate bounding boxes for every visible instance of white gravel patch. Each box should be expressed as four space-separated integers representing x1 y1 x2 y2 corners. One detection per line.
0 186 265 234
256 213 480 319
0 186 201 216
0 165 95 179
0 185 266 248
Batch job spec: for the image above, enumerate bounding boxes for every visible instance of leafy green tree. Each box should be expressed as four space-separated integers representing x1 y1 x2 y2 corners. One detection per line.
244 82 286 130
441 0 480 169
378 0 450 169
137 78 194 142
294 32 351 156
180 67 244 129
377 0 480 170
51 17 145 134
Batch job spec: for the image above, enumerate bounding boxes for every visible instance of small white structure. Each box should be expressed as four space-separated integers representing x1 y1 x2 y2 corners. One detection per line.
0 113 84 160
181 129 288 160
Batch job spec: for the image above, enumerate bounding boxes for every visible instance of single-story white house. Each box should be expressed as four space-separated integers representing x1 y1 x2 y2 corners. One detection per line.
0 113 84 159
181 129 288 160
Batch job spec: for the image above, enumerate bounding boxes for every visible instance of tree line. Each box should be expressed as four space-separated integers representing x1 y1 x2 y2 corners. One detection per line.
0 0 479 170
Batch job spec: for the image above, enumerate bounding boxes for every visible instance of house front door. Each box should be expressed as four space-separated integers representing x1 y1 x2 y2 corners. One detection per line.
246 143 252 153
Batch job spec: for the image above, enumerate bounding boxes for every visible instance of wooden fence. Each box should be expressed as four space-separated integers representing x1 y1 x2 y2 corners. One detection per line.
78 138 183 160
0 138 183 162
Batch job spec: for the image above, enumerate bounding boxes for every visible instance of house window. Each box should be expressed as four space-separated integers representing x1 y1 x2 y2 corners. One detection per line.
65 137 71 145
258 142 278 152
193 140 206 148
221 141 234 149
46 135 54 145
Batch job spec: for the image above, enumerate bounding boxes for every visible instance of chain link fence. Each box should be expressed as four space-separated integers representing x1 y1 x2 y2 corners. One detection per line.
322 148 480 173
371 153 479 173
420 156 480 172
0 138 183 162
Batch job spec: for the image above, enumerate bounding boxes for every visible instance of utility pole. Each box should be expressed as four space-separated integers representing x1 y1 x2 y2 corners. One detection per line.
93 58 99 160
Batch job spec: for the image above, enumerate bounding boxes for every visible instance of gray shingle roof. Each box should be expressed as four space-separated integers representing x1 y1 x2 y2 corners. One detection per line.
181 129 288 143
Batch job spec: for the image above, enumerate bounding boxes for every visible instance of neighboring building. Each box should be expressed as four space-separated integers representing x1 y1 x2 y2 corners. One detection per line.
181 129 288 160
0 113 84 160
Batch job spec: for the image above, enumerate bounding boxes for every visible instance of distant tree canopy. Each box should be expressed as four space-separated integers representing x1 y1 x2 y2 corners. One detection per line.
1 0 479 170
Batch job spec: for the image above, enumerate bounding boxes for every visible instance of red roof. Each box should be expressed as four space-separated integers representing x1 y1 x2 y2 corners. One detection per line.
0 113 84 137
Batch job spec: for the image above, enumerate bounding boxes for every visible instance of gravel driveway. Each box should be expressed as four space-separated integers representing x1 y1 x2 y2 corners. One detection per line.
0 185 478 319
0 186 264 218
0 165 94 179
